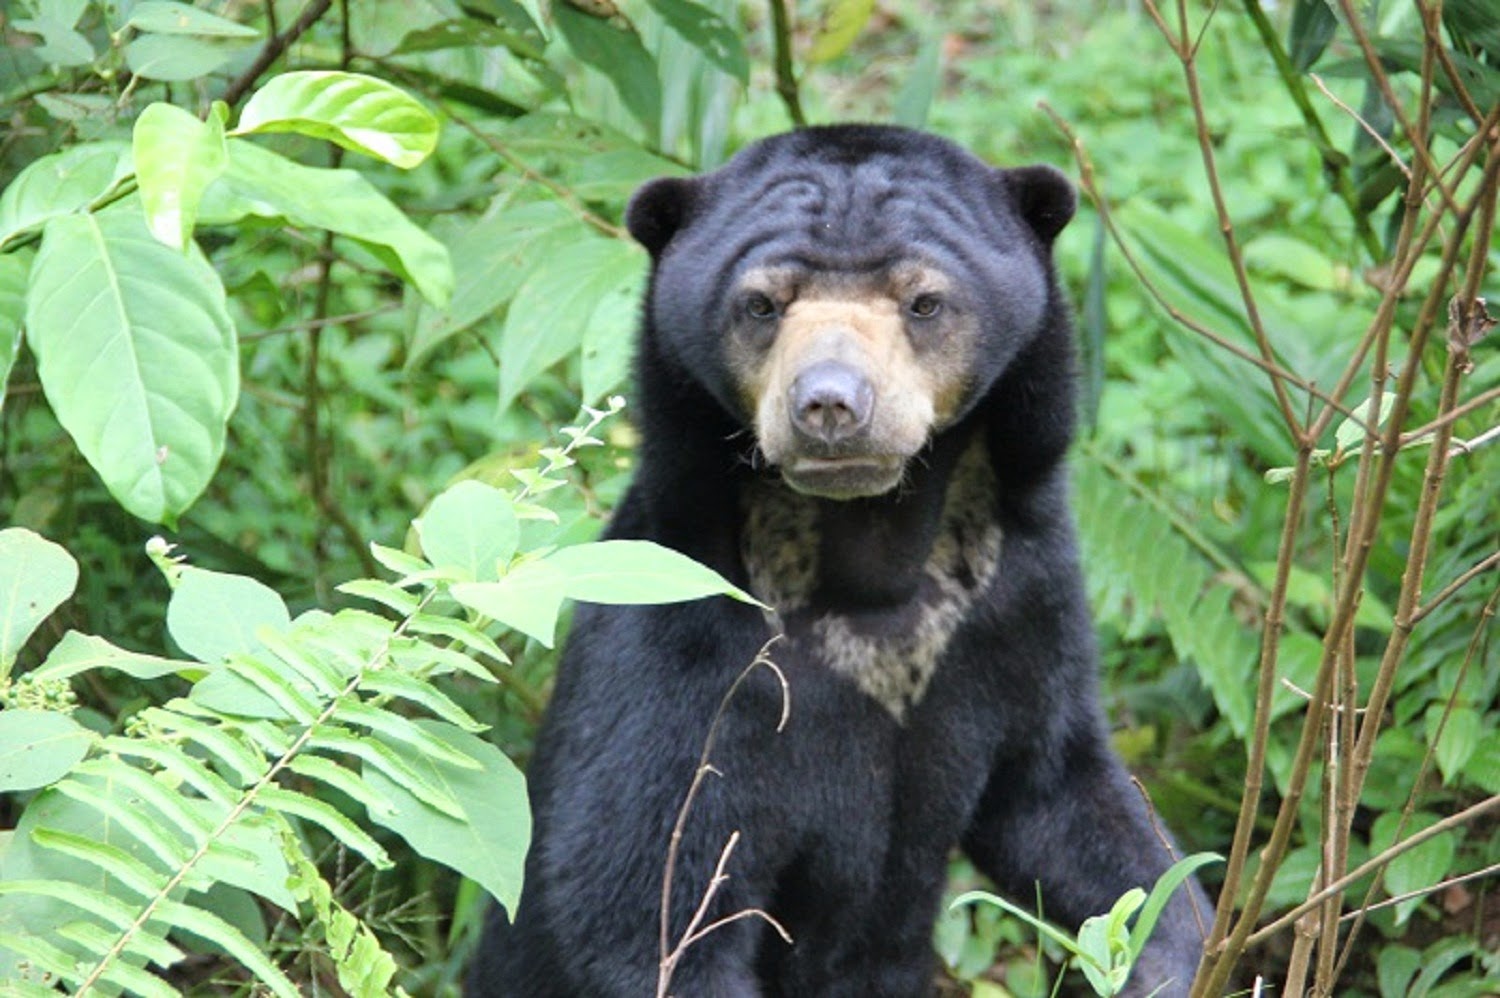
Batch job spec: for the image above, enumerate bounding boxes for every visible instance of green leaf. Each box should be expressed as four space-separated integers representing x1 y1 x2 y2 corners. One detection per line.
1426 705 1481 785
365 720 529 917
580 264 645 405
950 890 1083 955
288 754 399 819
30 827 167 898
137 706 264 784
1373 811 1458 926
808 0 876 63
1288 0 1339 71
1126 852 1221 963
336 578 423 615
308 729 464 818
12 15 96 66
545 539 762 607
26 209 238 525
52 922 182 994
409 198 587 368
647 0 749 82
335 700 480 769
124 33 249 81
168 566 290 665
237 71 439 169
0 250 27 411
0 710 93 792
255 787 392 869
451 559 568 647
893 34 943 128
0 528 79 672
33 630 201 682
358 669 486 732
1334 392 1398 453
199 139 452 306
0 142 128 249
552 4 662 135
133 102 228 249
154 898 300 998
415 480 520 582
127 1 260 37
394 16 545 59
498 237 646 412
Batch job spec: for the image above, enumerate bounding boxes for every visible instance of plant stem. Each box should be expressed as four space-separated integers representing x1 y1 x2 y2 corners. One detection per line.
224 0 336 107
768 0 807 127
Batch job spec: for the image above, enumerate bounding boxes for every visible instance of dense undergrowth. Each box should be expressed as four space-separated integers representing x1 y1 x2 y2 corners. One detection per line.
0 0 1495 994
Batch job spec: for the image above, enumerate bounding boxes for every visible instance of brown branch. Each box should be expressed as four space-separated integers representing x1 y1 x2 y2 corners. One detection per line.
223 0 336 107
1413 550 1500 624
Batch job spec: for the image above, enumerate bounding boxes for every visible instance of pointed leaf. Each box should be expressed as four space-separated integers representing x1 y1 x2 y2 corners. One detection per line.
415 480 520 582
0 528 79 670
199 139 451 305
1126 852 1221 962
26 209 237 525
552 4 661 134
237 71 439 169
33 630 201 682
646 0 748 81
0 140 127 249
154 898 299 998
29 827 165 897
0 250 29 410
127 1 259 37
133 101 228 249
255 787 392 869
365 720 529 916
451 559 567 647
809 0 876 62
168 566 290 669
359 669 486 731
545 539 762 606
337 578 423 615
0 710 93 791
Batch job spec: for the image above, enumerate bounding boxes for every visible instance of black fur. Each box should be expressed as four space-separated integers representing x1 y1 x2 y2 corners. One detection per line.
468 126 1206 997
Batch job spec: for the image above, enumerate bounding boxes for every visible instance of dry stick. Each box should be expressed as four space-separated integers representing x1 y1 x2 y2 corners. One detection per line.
1342 859 1500 921
1413 549 1500 625
1146 0 1302 437
1402 383 1500 446
768 0 806 128
223 0 335 107
1199 122 1500 998
1331 586 1500 980
657 642 790 998
1419 0 1485 125
1247 787 1500 947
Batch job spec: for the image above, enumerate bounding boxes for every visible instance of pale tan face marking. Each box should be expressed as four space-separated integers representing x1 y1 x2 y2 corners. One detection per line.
727 265 977 498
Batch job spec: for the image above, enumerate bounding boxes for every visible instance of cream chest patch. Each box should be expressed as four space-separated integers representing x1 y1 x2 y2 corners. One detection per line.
741 440 1002 720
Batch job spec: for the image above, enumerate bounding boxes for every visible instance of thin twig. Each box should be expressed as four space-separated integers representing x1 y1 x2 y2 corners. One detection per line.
768 0 807 127
223 0 335 107
1413 550 1500 624
1340 860 1500 921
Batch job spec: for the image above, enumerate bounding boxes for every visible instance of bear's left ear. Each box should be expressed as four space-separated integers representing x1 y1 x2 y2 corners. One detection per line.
1002 165 1077 243
626 176 701 258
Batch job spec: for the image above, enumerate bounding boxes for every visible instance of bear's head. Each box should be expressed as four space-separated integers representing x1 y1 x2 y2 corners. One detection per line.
627 125 1075 500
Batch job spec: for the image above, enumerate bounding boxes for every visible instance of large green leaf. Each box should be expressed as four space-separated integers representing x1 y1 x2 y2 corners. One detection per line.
451 559 568 647
132 102 228 250
808 0 876 63
236 71 439 169
0 711 93 792
1373 811 1458 926
168 567 291 666
409 198 588 368
580 264 645 405
498 236 645 412
552 4 662 135
0 142 129 249
647 0 748 82
126 1 259 37
545 539 761 606
33 631 201 682
415 480 520 582
124 34 249 81
199 139 452 306
0 251 28 413
0 528 80 673
25 209 238 525
365 720 529 917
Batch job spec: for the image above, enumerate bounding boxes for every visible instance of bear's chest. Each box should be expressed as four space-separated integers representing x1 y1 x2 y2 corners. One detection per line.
740 440 1002 721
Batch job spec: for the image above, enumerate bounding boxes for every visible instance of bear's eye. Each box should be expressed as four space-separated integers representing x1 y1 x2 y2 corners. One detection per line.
907 294 943 319
743 293 779 321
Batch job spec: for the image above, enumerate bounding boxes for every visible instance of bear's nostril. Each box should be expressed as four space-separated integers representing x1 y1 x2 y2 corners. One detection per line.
791 361 874 444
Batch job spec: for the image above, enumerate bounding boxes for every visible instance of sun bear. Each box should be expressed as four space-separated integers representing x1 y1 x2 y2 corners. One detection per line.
467 125 1207 997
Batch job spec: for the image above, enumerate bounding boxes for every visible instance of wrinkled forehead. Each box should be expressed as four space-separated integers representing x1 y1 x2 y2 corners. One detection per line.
737 261 955 302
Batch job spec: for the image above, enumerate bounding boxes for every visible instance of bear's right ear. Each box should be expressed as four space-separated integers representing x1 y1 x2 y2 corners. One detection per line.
1002 165 1077 244
626 176 700 257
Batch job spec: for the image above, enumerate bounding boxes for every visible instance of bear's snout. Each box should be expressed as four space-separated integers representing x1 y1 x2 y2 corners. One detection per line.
790 359 874 447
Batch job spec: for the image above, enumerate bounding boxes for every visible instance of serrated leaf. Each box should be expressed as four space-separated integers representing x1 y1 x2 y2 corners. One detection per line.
101 736 236 805
196 817 297 911
168 566 290 665
415 480 520 582
33 630 201 682
0 527 79 671
0 250 27 411
26 209 237 525
237 71 439 169
498 236 646 413
365 719 529 916
552 4 661 134
0 140 126 247
255 787 392 870
647 0 748 81
451 559 568 648
138 706 264 784
809 0 876 63
199 139 452 306
0 710 93 791
127 1 260 37
545 539 762 607
133 102 228 249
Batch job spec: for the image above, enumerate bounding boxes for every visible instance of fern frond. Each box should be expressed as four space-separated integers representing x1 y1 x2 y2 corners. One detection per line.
51 778 196 866
136 705 264 784
406 612 510 666
307 728 465 817
359 668 487 730
28 827 166 897
335 700 482 769
55 919 184 981
255 787 393 868
153 898 300 998
101 736 238 805
287 754 399 818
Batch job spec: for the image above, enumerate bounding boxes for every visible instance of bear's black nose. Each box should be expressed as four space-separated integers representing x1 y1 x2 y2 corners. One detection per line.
790 360 874 445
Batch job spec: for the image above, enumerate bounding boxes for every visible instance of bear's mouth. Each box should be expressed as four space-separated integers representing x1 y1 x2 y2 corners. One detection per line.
780 455 905 500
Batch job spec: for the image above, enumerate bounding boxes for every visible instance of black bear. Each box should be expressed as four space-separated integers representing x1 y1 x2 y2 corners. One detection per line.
468 125 1207 996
